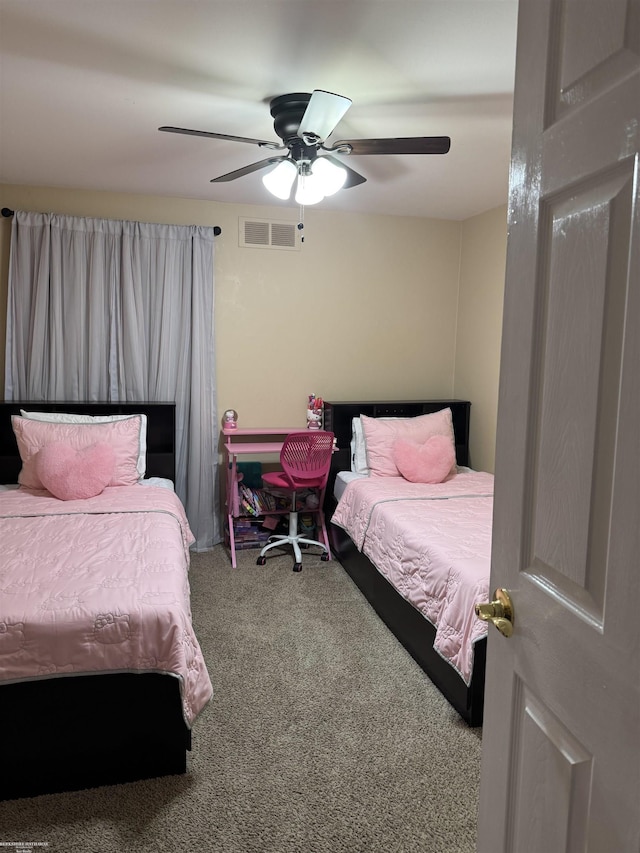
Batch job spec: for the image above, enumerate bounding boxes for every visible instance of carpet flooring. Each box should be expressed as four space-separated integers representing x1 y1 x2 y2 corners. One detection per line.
0 545 482 853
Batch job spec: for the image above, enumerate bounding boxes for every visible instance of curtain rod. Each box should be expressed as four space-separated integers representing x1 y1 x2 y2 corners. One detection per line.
1 208 221 236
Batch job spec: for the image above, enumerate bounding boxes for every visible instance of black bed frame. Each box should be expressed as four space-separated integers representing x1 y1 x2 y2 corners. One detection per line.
0 401 193 800
322 399 486 727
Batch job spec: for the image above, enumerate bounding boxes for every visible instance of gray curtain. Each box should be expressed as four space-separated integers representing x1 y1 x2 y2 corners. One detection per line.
4 210 219 551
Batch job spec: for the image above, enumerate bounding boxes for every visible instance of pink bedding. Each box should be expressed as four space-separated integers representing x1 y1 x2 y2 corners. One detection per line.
0 485 213 727
331 471 494 684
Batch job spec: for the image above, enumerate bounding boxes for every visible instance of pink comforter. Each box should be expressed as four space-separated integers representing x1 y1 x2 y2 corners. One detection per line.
331 471 494 684
0 485 213 727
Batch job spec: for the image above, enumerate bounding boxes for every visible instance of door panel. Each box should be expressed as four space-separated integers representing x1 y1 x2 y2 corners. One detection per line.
530 166 633 618
509 681 592 853
553 0 639 120
477 0 640 850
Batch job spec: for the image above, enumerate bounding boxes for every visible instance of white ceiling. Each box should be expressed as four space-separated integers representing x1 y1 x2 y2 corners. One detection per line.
0 0 519 221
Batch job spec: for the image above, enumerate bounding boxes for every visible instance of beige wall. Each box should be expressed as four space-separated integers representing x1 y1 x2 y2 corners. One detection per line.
0 184 506 470
454 205 507 472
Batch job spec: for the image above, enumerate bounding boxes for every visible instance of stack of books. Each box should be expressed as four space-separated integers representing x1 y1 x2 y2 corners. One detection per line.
239 484 289 517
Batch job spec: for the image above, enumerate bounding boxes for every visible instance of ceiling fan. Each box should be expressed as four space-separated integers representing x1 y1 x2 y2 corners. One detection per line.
159 90 451 205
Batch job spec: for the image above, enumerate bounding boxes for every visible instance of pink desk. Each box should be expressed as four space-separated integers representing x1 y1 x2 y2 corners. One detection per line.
223 426 305 567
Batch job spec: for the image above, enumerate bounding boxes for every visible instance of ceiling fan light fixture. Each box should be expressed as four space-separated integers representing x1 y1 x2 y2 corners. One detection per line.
311 157 347 196
262 159 297 200
163 89 451 198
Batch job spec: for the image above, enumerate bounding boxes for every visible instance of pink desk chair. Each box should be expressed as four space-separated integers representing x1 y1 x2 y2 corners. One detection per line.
256 430 334 572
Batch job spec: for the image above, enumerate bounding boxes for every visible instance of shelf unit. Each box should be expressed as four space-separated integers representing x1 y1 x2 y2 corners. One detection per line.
223 426 305 567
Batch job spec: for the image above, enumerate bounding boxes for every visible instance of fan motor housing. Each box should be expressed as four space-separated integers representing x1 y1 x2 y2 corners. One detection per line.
269 93 312 143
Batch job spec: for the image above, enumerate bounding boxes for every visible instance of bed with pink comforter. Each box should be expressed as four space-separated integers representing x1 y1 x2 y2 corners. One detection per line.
331 470 494 686
0 484 212 726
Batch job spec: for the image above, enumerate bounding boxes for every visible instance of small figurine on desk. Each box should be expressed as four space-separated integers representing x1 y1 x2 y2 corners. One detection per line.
306 394 323 430
307 409 322 429
222 409 238 430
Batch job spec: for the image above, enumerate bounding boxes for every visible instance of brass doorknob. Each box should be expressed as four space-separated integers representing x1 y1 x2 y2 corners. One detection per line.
475 588 514 638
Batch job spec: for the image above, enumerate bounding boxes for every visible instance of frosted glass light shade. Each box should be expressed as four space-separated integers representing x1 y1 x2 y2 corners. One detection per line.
262 160 297 200
311 157 347 196
295 172 325 205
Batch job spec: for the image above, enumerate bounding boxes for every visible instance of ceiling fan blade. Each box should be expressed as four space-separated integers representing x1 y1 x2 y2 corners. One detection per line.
323 155 367 189
159 126 283 149
297 90 352 143
210 156 289 183
328 136 451 156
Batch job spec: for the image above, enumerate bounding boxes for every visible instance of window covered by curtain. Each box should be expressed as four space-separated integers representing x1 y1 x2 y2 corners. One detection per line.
4 210 219 550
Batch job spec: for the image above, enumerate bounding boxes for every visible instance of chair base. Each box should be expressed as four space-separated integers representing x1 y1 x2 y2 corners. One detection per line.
257 510 331 572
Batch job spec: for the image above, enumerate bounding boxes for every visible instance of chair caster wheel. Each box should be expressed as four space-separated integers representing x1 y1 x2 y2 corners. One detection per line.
293 563 302 572
321 552 330 562
256 556 267 566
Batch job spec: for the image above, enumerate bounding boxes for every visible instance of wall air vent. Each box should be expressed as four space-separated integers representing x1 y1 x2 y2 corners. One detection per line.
239 217 299 251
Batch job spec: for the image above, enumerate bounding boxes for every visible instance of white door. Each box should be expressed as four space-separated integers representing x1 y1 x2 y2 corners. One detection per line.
477 0 640 851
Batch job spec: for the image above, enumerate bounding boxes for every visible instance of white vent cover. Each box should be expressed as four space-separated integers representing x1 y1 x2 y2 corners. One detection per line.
239 217 299 250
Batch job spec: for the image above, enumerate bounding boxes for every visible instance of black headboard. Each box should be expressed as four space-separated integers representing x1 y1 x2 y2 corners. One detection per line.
0 402 176 484
322 399 471 506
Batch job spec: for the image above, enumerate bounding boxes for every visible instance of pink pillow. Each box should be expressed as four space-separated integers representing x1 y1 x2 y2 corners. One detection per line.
11 415 141 489
35 442 116 500
392 435 456 484
360 409 456 477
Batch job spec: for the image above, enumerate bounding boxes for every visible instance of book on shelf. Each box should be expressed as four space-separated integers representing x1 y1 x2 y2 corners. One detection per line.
238 484 290 515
